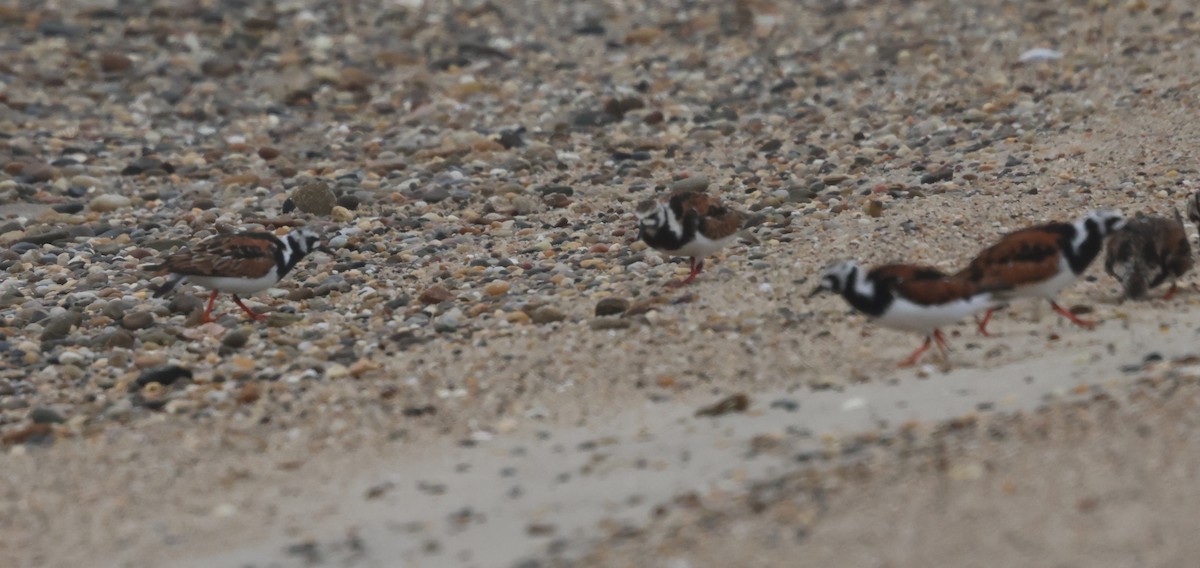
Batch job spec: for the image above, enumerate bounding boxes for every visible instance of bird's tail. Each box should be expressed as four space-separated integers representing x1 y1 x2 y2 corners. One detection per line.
153 274 186 298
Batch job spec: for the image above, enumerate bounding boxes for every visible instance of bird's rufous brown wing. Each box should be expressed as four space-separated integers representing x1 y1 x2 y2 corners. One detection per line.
956 227 1064 288
157 233 279 278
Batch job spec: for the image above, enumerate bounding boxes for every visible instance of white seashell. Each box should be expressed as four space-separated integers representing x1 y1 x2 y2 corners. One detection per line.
1018 48 1063 63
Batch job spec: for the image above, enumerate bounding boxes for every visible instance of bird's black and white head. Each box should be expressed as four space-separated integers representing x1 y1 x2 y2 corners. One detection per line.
285 227 324 258
809 260 861 297
1077 209 1127 238
635 198 672 239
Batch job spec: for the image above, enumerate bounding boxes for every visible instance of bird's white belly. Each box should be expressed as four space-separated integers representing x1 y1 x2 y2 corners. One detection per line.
673 233 736 259
1008 257 1077 300
877 295 996 334
186 273 279 295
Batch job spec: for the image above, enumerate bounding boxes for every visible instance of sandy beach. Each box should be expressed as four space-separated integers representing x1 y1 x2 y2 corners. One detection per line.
2 0 1200 567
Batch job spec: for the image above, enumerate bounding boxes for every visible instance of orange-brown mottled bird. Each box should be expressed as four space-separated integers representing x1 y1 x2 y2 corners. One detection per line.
635 189 748 286
956 210 1126 334
810 261 1006 367
146 228 324 323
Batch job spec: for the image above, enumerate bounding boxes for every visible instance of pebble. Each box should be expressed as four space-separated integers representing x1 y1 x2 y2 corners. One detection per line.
290 182 337 215
39 313 81 341
136 365 193 387
89 194 132 212
419 286 455 305
29 407 66 425
120 312 155 331
222 329 252 349
669 176 709 193
594 298 630 317
530 306 566 324
484 281 511 296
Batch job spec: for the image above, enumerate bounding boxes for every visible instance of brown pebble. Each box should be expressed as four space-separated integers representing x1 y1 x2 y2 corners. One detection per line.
236 383 261 405
419 285 455 305
98 52 133 73
258 147 281 161
695 393 750 417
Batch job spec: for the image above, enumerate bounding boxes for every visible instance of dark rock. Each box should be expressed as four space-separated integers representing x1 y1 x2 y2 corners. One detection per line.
594 297 630 317
102 300 132 320
222 328 251 349
418 286 455 305
121 157 174 176
120 311 154 331
19 229 69 246
770 399 799 412
336 195 361 210
422 188 450 203
100 330 136 349
290 182 337 215
498 128 526 149
136 365 193 387
920 167 954 184
695 393 750 417
758 139 783 153
51 203 85 214
168 294 204 315
39 312 81 341
537 185 574 196
29 407 65 424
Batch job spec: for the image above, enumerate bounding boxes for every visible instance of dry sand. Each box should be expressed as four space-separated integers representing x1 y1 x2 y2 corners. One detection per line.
2 1 1200 567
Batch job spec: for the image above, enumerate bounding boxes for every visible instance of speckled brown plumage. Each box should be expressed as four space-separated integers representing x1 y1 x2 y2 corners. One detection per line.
1105 211 1193 300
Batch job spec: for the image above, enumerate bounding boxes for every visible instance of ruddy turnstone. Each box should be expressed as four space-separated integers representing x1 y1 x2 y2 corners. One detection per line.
809 261 1004 367
956 209 1126 334
635 189 747 286
1104 209 1193 300
147 227 324 323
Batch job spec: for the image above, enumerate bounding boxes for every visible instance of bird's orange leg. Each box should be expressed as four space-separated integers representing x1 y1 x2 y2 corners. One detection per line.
232 295 269 321
898 336 933 368
975 308 995 337
1051 301 1097 329
202 290 220 323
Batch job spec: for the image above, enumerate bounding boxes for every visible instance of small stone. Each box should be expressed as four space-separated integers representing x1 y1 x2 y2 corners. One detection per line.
98 52 133 73
29 407 65 424
419 286 455 305
222 328 251 349
338 67 375 91
258 147 281 161
266 313 302 327
336 195 361 210
200 56 240 78
506 311 531 324
770 399 799 412
920 167 954 184
121 156 173 176
136 365 193 387
168 294 204 315
236 383 261 405
40 313 81 341
120 311 154 331
290 182 337 215
433 313 460 333
670 176 709 193
589 317 631 330
102 330 136 349
594 297 630 317
422 188 451 203
22 163 54 183
695 393 750 417
89 194 132 212
331 206 354 222
530 306 566 324
484 281 511 296
864 200 884 218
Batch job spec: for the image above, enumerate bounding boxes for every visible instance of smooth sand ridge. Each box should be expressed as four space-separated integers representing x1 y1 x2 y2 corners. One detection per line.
167 311 1199 568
